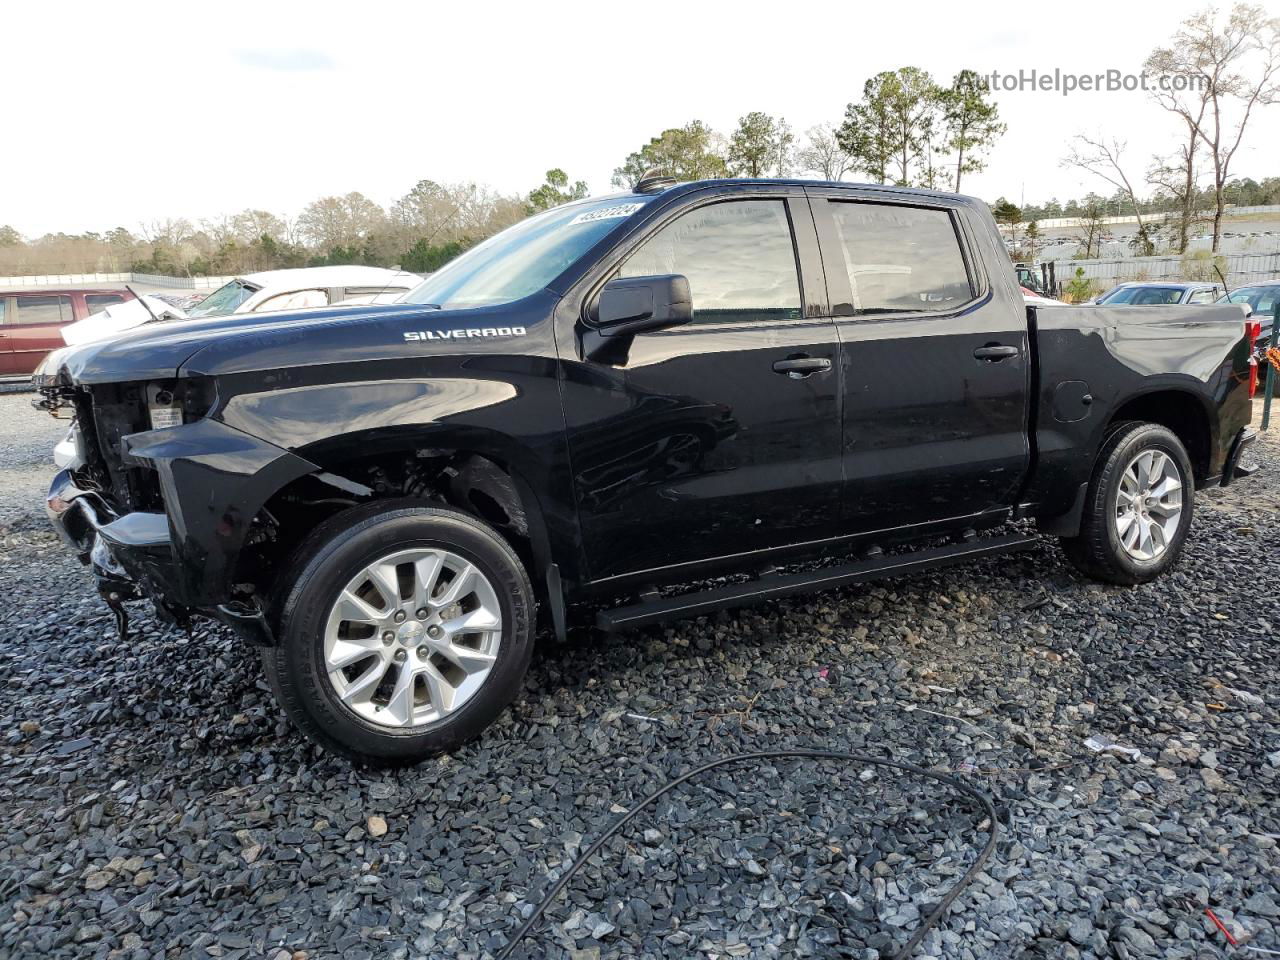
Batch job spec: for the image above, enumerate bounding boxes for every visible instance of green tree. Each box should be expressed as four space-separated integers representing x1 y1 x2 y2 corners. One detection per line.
838 68 940 186
401 238 470 273
1063 266 1101 303
938 69 1005 192
991 197 1022 252
611 121 729 188
727 112 792 177
0 225 21 247
526 168 588 215
1023 219 1040 256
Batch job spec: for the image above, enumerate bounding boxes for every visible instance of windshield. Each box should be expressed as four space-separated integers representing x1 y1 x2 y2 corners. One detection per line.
1098 285 1184 305
187 280 257 318
1219 285 1280 315
402 198 651 309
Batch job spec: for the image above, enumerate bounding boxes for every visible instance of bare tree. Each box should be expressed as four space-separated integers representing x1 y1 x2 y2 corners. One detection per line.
1077 195 1108 259
795 124 856 181
1062 134 1153 253
297 192 387 251
138 218 194 247
1146 143 1207 253
231 209 288 244
773 117 795 177
1145 3 1280 251
391 180 522 248
1145 46 1212 254
198 215 238 248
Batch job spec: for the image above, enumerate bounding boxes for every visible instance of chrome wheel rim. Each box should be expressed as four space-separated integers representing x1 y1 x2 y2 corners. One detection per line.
1114 449 1183 562
323 548 502 729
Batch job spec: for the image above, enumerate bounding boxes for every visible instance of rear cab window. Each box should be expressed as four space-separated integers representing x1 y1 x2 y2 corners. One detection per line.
824 201 974 316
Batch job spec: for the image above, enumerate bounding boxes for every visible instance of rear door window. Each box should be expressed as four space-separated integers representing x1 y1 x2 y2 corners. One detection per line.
13 295 74 324
827 202 973 315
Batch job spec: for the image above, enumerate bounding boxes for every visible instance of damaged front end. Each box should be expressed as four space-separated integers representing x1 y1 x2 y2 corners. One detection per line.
46 465 176 639
39 375 315 646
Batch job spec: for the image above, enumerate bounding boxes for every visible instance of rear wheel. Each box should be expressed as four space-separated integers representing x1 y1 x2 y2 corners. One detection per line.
263 502 534 765
1061 422 1194 585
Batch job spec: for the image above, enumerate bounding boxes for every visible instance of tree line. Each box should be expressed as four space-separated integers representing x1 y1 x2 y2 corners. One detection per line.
0 170 588 279
1 3 1273 278
609 67 1005 194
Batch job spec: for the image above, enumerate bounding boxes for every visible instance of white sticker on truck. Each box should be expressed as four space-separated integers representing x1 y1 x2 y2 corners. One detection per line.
569 203 643 225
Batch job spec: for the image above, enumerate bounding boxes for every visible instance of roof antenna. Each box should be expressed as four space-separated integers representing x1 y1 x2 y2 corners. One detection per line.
634 169 679 194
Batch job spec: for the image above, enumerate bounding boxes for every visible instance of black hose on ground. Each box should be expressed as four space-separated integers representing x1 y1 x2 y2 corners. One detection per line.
496 749 1000 960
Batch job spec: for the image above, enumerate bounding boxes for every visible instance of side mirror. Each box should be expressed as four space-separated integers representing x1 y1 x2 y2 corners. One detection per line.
583 275 692 363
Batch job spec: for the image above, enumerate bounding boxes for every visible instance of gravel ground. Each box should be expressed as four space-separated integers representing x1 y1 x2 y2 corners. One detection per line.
0 393 1277 960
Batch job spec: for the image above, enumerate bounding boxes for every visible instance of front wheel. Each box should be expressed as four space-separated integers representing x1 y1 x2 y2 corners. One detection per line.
263 502 535 765
1060 422 1195 585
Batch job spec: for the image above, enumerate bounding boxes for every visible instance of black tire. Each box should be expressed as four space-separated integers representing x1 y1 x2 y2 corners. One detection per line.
1061 422 1195 585
262 501 535 766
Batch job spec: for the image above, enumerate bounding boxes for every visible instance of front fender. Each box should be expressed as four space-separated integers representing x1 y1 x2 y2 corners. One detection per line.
122 419 319 605
204 354 583 584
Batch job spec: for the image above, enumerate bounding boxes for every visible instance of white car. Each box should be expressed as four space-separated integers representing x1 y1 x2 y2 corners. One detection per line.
59 265 419 346
1021 286 1065 306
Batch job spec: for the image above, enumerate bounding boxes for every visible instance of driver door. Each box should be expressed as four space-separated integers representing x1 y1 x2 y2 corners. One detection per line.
557 189 844 584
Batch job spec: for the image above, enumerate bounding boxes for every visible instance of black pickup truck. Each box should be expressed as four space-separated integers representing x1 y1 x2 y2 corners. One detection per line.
36 177 1261 764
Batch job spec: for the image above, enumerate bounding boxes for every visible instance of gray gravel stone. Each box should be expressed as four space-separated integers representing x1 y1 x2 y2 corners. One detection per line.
0 394 1277 959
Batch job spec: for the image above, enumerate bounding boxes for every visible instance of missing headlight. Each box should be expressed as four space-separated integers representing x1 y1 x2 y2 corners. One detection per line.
146 383 183 430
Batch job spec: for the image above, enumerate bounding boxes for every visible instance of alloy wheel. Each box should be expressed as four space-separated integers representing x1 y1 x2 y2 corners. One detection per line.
322 548 503 728
1114 449 1183 562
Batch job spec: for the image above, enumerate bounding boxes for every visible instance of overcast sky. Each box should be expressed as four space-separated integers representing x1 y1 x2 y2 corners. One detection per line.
8 0 1279 237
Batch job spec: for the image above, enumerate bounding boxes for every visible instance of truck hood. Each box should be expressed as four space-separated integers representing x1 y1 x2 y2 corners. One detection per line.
40 300 536 385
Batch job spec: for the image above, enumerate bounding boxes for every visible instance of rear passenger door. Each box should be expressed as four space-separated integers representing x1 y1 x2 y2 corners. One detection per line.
808 190 1030 532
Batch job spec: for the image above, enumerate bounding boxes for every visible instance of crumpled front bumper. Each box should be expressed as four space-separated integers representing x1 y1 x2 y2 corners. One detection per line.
46 469 176 602
46 415 324 644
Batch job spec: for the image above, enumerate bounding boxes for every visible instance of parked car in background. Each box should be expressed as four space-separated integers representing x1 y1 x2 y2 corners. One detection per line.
1021 286 1064 306
1094 281 1224 306
59 266 419 347
0 288 136 375
1218 279 1280 395
1217 279 1279 325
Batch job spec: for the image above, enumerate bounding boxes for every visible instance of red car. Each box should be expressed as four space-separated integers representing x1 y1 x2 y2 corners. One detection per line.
0 288 136 375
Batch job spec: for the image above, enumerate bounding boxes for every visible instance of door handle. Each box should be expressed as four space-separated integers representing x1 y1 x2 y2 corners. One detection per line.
772 356 832 378
973 345 1019 361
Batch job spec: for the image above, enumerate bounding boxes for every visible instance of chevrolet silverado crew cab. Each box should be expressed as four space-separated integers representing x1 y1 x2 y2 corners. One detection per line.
36 177 1261 765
